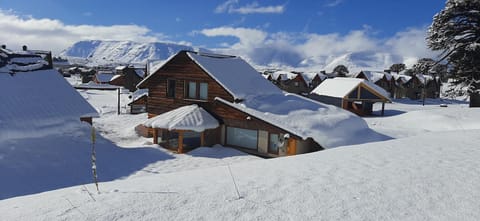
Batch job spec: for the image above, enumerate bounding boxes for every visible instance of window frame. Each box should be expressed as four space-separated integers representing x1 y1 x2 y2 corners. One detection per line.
184 81 209 101
166 79 176 98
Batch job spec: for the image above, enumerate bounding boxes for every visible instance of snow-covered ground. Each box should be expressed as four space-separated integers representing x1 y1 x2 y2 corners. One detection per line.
1 76 480 220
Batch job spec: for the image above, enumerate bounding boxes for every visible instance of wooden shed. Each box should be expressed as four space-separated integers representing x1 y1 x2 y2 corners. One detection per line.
309 78 391 116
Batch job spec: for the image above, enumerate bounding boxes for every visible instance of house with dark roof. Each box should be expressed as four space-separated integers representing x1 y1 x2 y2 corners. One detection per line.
110 65 144 92
309 78 391 116
137 51 386 157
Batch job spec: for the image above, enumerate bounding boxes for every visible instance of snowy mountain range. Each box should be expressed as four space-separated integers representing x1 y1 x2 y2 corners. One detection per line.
59 40 208 66
60 40 406 72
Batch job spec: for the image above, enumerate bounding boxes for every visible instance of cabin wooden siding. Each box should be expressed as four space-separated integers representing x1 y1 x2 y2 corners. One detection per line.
140 52 234 115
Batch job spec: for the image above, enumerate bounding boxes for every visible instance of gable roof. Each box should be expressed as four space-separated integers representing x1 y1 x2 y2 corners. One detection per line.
143 104 219 132
215 93 389 148
311 78 391 100
356 71 392 83
0 69 98 139
187 52 281 100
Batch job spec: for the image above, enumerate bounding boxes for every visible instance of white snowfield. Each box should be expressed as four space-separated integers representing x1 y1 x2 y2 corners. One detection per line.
1 129 479 220
1 75 480 220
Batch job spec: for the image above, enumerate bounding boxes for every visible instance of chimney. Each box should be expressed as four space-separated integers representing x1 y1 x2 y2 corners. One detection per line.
22 45 28 51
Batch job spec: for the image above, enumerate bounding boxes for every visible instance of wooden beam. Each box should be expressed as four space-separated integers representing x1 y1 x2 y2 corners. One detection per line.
153 128 158 144
200 131 205 146
178 131 184 154
117 88 120 115
381 102 385 116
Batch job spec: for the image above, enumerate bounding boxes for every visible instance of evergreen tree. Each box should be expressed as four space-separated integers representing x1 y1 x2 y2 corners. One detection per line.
333 65 349 77
389 63 406 74
412 58 435 75
427 0 480 107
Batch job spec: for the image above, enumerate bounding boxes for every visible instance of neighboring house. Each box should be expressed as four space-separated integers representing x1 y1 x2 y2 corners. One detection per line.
128 89 148 114
404 74 441 100
356 70 441 100
93 71 115 84
267 71 310 95
391 73 412 99
305 72 328 91
309 78 391 116
0 48 98 138
354 71 394 97
137 50 384 157
110 65 144 92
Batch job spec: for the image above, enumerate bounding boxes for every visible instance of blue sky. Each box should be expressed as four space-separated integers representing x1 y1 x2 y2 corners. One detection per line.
0 0 446 68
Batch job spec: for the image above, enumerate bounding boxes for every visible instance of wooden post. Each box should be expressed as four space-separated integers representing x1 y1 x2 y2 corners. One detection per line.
117 88 120 115
381 102 385 116
153 128 158 144
200 131 205 146
178 131 184 154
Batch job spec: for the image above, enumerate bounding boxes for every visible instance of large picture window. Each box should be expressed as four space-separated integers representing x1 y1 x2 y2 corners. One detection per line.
226 127 258 150
186 81 208 100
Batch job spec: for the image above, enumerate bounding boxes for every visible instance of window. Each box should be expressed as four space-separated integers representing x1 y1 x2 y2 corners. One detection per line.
269 133 279 154
167 79 176 98
226 127 258 150
199 83 208 100
188 82 196 99
186 81 208 100
294 82 299 87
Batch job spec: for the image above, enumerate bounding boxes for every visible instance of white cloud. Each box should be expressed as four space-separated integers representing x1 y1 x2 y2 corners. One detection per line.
215 1 285 14
325 0 343 7
0 10 165 54
385 27 438 67
199 25 436 70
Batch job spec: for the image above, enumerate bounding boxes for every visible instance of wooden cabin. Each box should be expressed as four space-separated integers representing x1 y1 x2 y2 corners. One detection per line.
309 78 391 116
110 66 144 92
137 51 378 157
355 71 395 97
267 71 310 95
404 74 441 100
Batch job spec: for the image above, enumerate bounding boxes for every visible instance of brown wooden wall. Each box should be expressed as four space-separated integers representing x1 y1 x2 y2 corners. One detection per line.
211 101 299 138
142 52 234 115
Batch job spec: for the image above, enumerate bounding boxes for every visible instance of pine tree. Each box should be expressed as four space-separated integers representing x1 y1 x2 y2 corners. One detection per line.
389 63 406 74
427 0 480 107
412 58 435 75
333 65 349 77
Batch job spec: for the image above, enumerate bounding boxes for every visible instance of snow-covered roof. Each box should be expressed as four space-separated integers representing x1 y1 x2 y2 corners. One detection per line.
0 69 98 139
311 78 391 99
95 73 115 83
415 74 434 85
270 71 297 81
143 104 219 132
131 88 148 102
303 72 327 82
134 69 145 78
215 94 388 148
74 81 121 90
356 71 388 83
187 52 281 100
115 66 127 70
110 74 122 81
10 56 44 65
